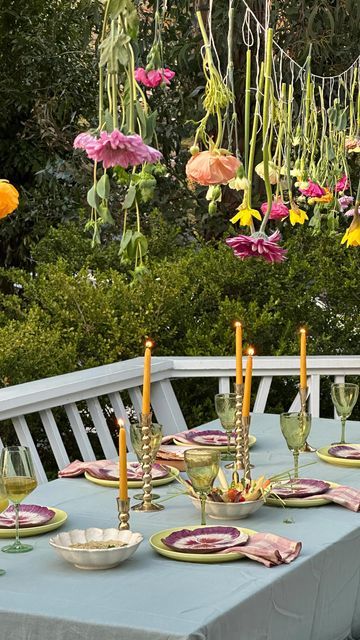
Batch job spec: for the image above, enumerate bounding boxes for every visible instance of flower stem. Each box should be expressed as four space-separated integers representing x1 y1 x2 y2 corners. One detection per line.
259 28 273 233
244 49 251 173
110 20 118 130
247 63 264 209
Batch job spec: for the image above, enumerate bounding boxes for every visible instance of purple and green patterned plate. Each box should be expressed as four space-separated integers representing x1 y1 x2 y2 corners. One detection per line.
150 525 255 563
0 505 55 528
317 445 360 468
161 525 248 553
328 445 360 460
173 429 256 452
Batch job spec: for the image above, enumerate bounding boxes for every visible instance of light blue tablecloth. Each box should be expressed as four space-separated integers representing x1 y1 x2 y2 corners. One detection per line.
1 414 360 640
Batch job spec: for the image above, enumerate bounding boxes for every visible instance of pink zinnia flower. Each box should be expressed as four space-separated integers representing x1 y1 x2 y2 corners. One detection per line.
74 132 97 150
226 230 287 263
335 175 350 193
299 180 325 198
344 208 355 217
83 130 162 169
135 67 175 88
338 195 354 211
260 199 289 220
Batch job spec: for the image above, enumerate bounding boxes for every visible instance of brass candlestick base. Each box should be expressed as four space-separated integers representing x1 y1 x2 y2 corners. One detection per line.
232 383 244 485
299 386 316 452
242 415 252 484
117 498 130 530
131 412 164 512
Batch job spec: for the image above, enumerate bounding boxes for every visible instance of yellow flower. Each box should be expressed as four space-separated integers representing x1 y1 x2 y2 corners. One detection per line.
341 215 360 247
230 205 261 227
308 188 333 205
228 176 249 191
289 206 309 226
0 180 19 218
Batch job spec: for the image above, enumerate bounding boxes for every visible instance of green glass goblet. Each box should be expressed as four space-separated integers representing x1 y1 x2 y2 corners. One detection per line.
214 393 236 461
280 412 311 479
184 448 220 526
0 477 8 573
0 446 37 553
130 422 163 500
331 383 359 444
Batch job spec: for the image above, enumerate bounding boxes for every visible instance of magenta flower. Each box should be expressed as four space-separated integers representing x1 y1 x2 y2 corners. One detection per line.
226 230 287 263
73 132 97 150
260 199 289 220
299 180 325 198
338 195 354 211
135 67 175 88
75 129 162 169
335 175 350 193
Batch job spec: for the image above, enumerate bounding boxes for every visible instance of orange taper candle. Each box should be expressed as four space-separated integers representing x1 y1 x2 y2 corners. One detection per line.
234 321 243 385
242 348 254 417
118 419 128 500
300 328 307 389
142 339 153 415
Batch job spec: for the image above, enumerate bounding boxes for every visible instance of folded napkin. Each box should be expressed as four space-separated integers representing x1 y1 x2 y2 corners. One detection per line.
161 431 189 445
219 532 301 567
305 485 360 512
58 459 115 478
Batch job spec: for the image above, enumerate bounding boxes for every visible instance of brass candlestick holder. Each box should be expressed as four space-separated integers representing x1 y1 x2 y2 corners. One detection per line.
132 412 164 512
232 383 244 484
117 497 130 530
299 386 316 452
242 415 252 484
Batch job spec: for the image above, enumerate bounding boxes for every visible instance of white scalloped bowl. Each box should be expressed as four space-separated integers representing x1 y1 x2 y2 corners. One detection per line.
189 496 264 520
49 528 143 570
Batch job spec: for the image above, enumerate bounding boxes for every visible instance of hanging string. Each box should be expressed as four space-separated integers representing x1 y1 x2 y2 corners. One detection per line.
240 0 360 83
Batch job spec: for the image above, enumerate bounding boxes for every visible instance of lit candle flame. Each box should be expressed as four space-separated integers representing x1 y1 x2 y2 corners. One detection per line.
117 418 125 428
145 339 154 349
300 327 306 334
247 347 255 356
234 320 241 328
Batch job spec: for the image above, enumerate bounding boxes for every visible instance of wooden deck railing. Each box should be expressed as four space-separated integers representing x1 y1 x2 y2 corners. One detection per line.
0 355 358 482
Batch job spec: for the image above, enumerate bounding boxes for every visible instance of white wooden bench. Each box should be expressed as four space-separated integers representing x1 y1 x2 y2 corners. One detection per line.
0 355 358 482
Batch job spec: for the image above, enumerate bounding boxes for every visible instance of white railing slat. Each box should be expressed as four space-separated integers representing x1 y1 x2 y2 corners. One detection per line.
12 416 48 484
128 387 143 419
64 403 96 461
108 392 132 451
218 377 231 394
86 398 117 459
151 380 187 435
253 376 273 413
40 410 70 470
309 375 321 418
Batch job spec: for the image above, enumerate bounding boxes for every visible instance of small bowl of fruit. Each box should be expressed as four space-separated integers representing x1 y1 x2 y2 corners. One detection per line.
188 476 270 520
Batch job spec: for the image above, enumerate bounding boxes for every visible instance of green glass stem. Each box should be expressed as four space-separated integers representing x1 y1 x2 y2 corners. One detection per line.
226 433 232 458
199 493 207 526
293 450 299 479
340 417 347 445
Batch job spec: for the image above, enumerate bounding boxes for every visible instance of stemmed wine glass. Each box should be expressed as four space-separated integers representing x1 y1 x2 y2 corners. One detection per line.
0 446 37 553
214 393 236 461
130 422 163 500
0 477 8 573
184 448 220 526
331 383 359 444
280 412 311 478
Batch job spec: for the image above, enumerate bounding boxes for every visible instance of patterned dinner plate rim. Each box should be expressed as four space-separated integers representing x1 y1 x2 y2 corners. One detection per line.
265 482 339 508
84 466 179 488
173 434 256 452
317 446 360 468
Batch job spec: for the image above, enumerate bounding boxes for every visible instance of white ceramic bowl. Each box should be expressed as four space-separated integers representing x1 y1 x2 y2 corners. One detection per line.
49 528 143 570
190 496 264 520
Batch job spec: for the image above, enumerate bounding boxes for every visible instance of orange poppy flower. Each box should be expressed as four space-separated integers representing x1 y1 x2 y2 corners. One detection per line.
0 181 19 218
185 149 240 186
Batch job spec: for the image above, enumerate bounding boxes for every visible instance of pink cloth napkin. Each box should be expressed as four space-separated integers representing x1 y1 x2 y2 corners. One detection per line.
58 459 115 478
304 485 360 512
219 532 301 567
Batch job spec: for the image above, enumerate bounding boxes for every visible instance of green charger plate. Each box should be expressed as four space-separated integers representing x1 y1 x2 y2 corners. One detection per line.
84 466 179 489
0 508 68 538
265 482 339 508
317 446 360 468
149 525 256 563
173 435 257 452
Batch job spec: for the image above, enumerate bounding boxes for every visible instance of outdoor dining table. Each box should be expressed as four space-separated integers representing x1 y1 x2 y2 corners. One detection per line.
1 413 360 640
